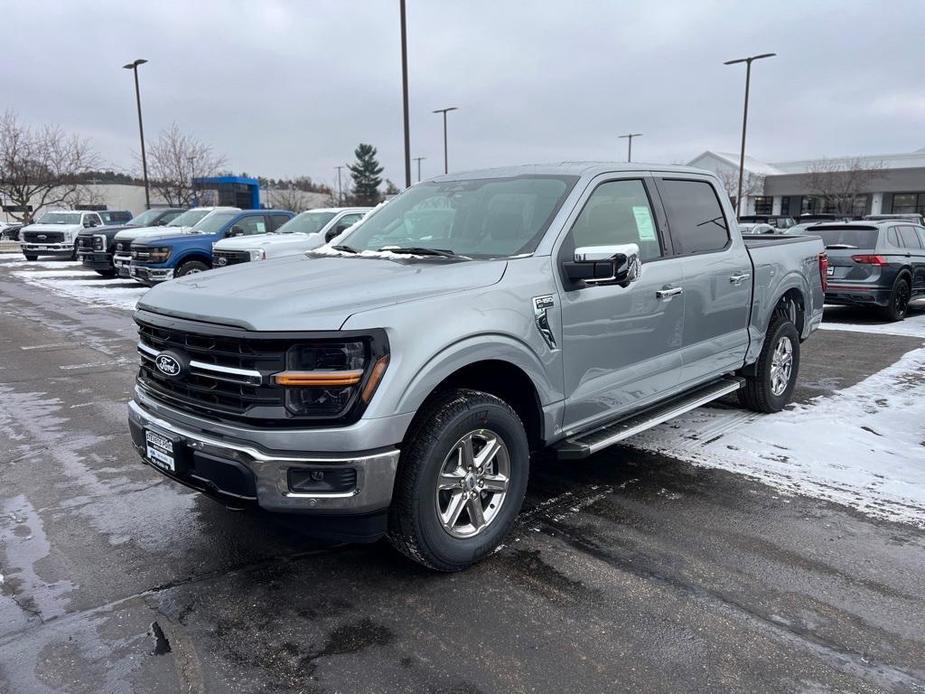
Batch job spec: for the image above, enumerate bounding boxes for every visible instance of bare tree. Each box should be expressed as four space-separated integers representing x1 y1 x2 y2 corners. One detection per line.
805 157 885 217
269 186 311 213
715 168 764 209
0 110 99 222
147 123 227 207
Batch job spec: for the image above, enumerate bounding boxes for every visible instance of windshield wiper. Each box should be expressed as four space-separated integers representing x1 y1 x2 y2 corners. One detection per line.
331 244 357 253
377 246 461 258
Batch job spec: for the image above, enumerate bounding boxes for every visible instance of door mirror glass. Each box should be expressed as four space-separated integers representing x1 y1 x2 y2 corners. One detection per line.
563 243 641 287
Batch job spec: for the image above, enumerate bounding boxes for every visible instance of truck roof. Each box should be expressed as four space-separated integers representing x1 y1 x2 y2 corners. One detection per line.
430 162 712 181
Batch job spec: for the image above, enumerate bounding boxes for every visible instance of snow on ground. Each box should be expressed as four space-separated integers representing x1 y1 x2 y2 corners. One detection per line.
629 329 925 527
3 257 147 311
819 311 925 339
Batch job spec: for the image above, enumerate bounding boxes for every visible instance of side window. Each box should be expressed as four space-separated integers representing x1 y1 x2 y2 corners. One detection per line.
161 210 183 224
268 215 289 231
326 214 363 241
899 225 922 249
569 179 662 261
886 227 900 247
235 215 267 236
915 226 925 249
84 213 101 227
659 179 730 254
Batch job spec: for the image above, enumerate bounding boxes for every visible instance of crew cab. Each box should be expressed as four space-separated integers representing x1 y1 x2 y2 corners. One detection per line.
129 209 294 285
212 207 370 266
20 210 103 260
128 163 826 571
77 207 185 277
112 207 239 278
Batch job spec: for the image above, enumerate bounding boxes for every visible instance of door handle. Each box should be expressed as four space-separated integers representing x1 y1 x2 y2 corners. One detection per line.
656 286 683 300
729 272 751 285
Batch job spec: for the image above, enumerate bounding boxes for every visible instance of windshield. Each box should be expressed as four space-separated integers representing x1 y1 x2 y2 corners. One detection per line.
193 212 238 234
279 211 337 235
167 209 210 228
812 226 879 249
338 175 578 258
128 209 163 226
37 212 82 225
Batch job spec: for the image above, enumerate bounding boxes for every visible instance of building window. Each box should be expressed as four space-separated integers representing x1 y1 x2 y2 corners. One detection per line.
780 197 791 215
753 197 773 215
891 192 925 215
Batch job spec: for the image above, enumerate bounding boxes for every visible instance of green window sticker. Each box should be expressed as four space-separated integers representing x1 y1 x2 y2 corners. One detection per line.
632 206 657 241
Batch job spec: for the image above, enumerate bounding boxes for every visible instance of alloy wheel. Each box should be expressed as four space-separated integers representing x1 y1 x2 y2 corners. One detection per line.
770 336 793 397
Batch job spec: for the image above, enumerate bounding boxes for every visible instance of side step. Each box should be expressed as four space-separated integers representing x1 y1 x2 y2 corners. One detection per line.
554 376 744 460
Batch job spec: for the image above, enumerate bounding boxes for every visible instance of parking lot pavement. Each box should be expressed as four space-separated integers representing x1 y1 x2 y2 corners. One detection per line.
1 258 924 693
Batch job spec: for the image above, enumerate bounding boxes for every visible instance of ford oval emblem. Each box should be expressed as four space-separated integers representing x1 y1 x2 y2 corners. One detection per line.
155 353 183 377
217 256 227 266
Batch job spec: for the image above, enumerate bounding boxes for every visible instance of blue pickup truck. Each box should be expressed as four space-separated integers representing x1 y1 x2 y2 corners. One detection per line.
129 209 293 285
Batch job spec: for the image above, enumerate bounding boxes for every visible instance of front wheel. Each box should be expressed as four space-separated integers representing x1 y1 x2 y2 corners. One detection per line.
175 260 210 277
95 268 117 278
738 316 800 413
388 388 529 572
880 276 911 322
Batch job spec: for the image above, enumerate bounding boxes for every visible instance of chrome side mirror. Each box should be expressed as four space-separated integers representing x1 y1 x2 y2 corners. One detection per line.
564 243 641 287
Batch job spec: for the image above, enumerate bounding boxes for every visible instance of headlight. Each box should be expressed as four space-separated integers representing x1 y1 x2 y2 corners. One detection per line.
93 234 106 250
149 247 171 262
248 248 266 261
116 242 125 252
273 336 389 418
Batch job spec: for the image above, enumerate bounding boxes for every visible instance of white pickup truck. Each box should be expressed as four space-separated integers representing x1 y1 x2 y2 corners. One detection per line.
20 210 103 260
211 207 370 266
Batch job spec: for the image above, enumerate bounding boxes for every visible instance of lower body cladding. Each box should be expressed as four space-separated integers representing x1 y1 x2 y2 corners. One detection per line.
825 285 889 307
127 398 401 541
129 264 173 286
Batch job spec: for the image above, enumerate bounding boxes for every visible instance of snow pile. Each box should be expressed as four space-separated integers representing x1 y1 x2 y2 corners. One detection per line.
11 268 147 311
628 340 925 527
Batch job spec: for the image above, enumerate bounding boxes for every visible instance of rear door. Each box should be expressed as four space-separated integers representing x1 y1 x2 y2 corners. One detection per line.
653 176 752 385
558 175 686 431
898 225 925 295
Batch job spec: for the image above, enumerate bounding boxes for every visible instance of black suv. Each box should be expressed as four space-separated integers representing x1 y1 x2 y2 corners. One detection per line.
816 220 925 321
77 207 185 277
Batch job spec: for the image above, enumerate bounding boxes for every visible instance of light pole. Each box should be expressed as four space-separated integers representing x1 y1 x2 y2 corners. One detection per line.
724 52 776 215
335 165 344 205
400 0 411 189
123 58 150 209
618 133 643 163
413 156 426 182
433 106 458 174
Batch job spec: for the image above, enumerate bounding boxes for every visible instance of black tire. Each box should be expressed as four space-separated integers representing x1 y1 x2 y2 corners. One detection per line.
70 242 78 261
95 268 117 278
23 253 38 261
387 388 530 572
738 316 800 413
880 275 911 322
175 260 210 277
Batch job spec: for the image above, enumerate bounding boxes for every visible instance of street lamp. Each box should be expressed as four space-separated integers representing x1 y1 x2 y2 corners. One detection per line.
122 58 150 210
724 52 776 215
618 133 643 163
433 106 458 174
413 156 426 182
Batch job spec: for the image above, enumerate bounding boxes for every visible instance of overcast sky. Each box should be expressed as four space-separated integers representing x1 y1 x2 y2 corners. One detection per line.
4 0 924 189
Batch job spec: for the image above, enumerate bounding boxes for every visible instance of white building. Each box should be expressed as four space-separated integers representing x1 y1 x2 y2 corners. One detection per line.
688 149 925 219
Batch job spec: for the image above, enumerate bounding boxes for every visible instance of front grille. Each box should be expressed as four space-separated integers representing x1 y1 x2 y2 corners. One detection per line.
23 231 64 243
132 248 151 261
213 249 250 266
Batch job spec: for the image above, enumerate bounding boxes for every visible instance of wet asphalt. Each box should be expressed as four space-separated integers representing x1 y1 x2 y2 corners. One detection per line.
0 264 924 693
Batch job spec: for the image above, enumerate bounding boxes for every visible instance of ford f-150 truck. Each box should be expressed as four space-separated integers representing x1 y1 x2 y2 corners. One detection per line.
20 210 104 260
128 163 826 571
77 207 186 277
212 207 371 266
112 207 239 278
129 209 294 285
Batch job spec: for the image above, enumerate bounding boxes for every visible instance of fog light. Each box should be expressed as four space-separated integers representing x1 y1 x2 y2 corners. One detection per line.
288 467 357 493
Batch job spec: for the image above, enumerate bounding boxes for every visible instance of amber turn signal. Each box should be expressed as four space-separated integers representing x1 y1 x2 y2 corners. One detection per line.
361 355 390 403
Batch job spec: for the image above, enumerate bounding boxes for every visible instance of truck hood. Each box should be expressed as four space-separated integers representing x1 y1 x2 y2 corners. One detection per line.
22 223 82 233
138 254 508 330
132 231 215 246
114 226 194 242
215 232 319 251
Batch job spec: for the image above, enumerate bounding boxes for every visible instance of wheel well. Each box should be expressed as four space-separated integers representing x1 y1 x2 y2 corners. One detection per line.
776 288 805 335
414 360 545 451
176 254 211 269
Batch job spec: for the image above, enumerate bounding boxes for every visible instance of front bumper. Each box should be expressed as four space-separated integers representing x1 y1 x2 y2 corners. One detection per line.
79 251 114 270
113 253 132 277
21 242 72 254
130 264 173 284
128 398 400 518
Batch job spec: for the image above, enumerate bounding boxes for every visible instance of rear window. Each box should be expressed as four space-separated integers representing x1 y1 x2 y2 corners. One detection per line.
811 226 879 249
659 179 730 254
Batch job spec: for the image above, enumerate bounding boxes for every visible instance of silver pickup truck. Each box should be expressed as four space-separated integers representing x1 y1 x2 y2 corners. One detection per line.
128 163 827 571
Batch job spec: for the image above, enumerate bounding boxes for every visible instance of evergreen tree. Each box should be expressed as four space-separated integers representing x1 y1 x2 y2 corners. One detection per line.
348 143 384 205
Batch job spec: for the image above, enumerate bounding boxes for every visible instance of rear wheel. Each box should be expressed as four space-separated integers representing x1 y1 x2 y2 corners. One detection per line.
738 316 800 413
175 260 210 277
388 388 529 572
23 253 38 261
880 276 911 322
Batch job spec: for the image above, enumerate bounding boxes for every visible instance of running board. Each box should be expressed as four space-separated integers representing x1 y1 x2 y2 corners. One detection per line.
554 377 744 460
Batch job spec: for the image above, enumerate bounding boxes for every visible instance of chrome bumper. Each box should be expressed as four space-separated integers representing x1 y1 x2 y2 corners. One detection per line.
128 398 400 514
113 253 132 276
21 242 71 252
130 264 173 282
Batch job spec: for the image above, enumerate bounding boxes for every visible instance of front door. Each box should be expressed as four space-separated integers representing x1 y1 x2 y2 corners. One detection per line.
559 176 686 433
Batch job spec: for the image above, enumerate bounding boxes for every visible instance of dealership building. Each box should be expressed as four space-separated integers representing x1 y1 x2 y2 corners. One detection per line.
688 149 925 219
